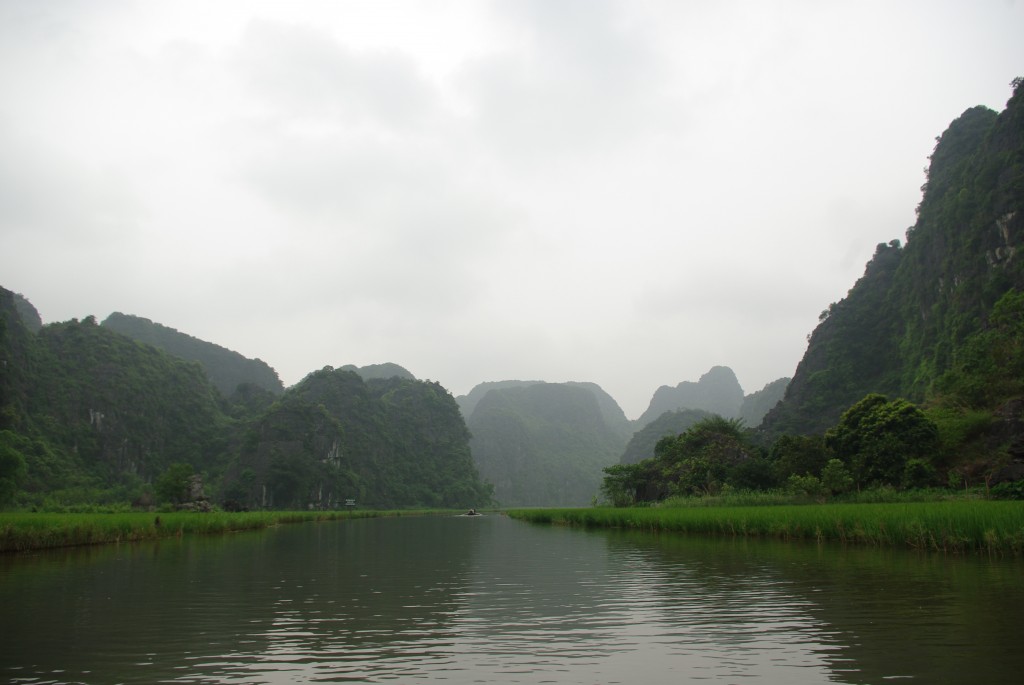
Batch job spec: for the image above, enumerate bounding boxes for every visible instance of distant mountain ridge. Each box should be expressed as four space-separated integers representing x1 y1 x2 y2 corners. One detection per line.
460 371 790 501
637 366 745 427
462 381 629 506
102 312 284 397
339 363 415 381
636 366 789 429
619 409 712 465
455 380 543 418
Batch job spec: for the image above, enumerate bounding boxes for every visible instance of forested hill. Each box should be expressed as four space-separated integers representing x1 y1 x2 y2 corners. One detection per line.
464 382 628 506
102 312 284 397
339 363 416 381
762 80 1024 437
455 380 542 418
0 291 492 509
458 380 632 442
12 293 41 332
1 301 230 497
223 367 492 509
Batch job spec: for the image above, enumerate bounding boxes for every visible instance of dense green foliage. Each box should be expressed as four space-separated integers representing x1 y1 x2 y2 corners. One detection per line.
602 417 766 505
824 394 940 489
224 367 492 510
14 314 230 498
0 292 491 512
466 382 627 506
0 432 27 506
154 462 196 505
763 82 1024 440
102 312 284 397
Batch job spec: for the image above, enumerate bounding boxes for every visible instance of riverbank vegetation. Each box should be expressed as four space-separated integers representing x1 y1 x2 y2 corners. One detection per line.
508 500 1024 555
0 509 423 553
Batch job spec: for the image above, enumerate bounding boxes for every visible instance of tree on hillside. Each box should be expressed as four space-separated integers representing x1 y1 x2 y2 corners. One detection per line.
601 416 757 503
934 289 1024 407
656 417 752 496
824 394 939 489
768 434 830 480
0 431 27 507
600 462 646 507
155 462 195 505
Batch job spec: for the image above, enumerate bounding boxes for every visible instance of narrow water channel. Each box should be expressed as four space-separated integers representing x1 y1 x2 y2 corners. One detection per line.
2 514 1022 684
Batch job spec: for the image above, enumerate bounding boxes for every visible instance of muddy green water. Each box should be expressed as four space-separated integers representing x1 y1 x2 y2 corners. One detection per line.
1 514 1022 684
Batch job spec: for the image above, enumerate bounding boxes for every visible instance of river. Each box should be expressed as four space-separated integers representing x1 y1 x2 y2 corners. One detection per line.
2 514 1022 684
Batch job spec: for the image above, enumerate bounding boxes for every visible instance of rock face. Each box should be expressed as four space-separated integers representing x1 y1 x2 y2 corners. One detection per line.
636 366 745 428
464 382 629 506
177 474 213 512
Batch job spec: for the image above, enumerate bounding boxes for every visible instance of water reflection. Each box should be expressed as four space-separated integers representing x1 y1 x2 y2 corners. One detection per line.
2 515 1022 684
599 529 1024 684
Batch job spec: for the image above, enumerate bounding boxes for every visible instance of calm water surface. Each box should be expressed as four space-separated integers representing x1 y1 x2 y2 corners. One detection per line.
2 514 1023 684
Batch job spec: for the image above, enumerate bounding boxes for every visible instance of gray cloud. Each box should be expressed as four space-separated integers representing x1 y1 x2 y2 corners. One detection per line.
1 0 1021 417
458 0 673 161
234 19 439 130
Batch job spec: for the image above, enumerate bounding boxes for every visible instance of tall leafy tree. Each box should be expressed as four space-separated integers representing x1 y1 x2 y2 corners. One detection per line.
602 416 756 503
824 394 939 489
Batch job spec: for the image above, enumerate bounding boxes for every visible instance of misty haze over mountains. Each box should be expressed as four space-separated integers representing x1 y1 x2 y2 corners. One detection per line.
23 299 790 427
7 295 788 508
3 79 1022 510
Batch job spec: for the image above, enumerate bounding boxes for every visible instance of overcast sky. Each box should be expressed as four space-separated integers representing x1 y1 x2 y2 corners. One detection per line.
0 1 1020 418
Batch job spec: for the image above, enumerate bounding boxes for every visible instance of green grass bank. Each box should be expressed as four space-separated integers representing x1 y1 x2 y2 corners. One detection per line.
0 509 419 553
507 501 1024 555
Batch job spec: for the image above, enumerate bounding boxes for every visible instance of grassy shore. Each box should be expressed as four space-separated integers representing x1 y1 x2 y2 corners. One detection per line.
0 509 417 553
507 501 1024 555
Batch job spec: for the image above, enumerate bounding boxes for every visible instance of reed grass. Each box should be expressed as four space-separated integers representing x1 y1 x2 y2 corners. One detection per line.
0 509 401 553
508 501 1024 555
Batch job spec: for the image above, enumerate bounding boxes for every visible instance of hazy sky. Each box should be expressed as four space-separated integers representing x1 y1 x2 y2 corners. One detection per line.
1 1 1020 418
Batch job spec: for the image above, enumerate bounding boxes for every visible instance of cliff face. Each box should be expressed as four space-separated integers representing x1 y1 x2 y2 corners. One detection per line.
763 82 1024 437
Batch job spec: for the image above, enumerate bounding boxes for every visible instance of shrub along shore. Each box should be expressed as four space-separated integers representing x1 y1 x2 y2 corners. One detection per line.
0 509 413 553
507 501 1024 555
